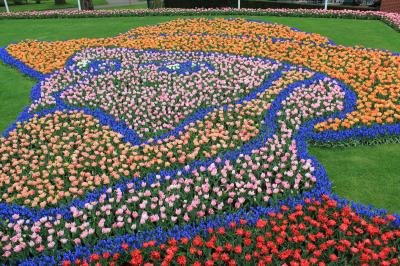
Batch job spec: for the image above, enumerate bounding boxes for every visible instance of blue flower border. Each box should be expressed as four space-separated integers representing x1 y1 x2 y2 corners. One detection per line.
1 47 287 144
0 49 286 221
0 19 399 265
18 72 400 264
0 52 356 224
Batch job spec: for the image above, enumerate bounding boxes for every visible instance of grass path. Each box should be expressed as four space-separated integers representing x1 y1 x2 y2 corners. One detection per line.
0 15 399 212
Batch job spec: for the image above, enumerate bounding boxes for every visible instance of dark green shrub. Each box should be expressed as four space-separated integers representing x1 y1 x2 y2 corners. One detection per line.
55 0 66 4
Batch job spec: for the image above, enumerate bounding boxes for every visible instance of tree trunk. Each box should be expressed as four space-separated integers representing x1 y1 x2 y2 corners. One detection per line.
147 0 162 8
154 0 161 8
80 0 93 9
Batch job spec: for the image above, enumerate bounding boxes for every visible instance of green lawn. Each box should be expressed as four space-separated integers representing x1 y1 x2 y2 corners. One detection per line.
310 145 400 213
0 0 107 12
0 15 399 213
1 0 75 12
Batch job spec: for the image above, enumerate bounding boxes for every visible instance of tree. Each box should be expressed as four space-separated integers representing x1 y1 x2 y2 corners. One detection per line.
147 0 162 8
80 0 93 9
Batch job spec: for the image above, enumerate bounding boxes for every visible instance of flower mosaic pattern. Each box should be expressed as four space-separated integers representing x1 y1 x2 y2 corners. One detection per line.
4 18 400 134
29 49 280 138
0 18 399 265
0 76 346 260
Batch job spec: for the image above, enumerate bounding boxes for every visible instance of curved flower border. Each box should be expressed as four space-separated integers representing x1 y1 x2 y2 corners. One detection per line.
0 19 399 265
0 47 285 143
0 53 347 224
17 96 400 264
0 48 289 222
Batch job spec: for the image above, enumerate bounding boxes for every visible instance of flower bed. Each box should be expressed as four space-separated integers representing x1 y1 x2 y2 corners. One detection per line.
3 18 400 135
0 18 399 265
0 8 399 32
30 49 281 139
63 196 400 266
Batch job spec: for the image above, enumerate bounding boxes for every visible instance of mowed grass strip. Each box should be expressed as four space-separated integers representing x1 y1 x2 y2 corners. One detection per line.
309 144 400 213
